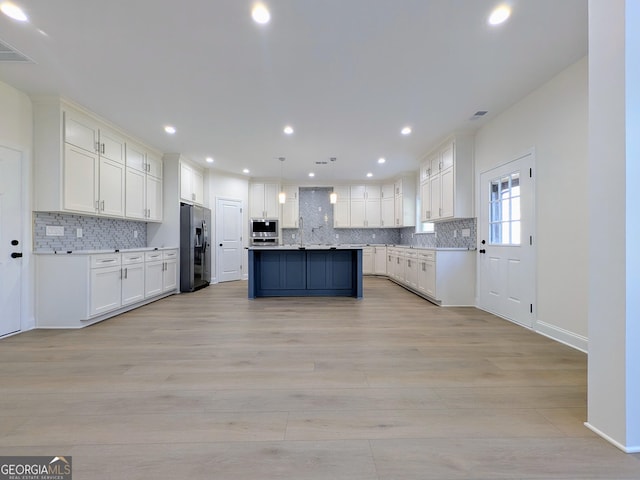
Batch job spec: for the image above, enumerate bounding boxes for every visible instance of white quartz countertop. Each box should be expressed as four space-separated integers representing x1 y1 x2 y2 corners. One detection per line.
249 244 475 251
34 247 178 255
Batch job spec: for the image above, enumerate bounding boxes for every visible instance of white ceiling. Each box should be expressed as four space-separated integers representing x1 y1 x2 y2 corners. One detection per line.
0 0 587 184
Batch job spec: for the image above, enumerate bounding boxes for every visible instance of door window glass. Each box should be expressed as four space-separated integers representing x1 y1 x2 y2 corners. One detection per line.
490 172 521 245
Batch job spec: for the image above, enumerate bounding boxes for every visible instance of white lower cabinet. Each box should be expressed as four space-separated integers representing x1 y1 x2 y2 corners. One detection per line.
36 248 178 328
121 252 145 306
89 253 122 316
385 247 475 306
362 247 374 275
373 246 387 275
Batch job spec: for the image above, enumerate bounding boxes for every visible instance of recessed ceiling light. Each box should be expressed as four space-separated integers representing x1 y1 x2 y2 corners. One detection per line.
488 5 511 25
283 125 294 135
366 173 373 178
243 168 250 174
308 172 315 178
252 3 270 24
0 2 28 22
164 125 176 134
378 157 386 164
401 126 412 135
206 157 214 163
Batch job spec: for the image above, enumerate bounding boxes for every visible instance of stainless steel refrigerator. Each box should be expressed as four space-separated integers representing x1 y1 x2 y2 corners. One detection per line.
180 203 211 292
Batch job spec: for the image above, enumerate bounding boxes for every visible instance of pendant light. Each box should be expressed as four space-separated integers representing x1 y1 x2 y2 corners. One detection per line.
329 157 337 204
278 157 286 204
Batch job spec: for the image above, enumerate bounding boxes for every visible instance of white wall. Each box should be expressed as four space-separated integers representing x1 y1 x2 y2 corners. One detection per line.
0 80 35 330
474 57 589 350
207 171 250 281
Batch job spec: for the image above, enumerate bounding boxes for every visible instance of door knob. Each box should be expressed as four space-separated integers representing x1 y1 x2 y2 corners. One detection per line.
11 240 19 246
11 252 23 258
219 244 223 247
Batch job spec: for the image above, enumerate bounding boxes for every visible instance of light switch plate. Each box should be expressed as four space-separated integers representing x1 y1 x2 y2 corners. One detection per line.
46 226 64 236
76 228 83 238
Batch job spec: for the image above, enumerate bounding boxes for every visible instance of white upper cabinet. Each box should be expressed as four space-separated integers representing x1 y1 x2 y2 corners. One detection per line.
33 97 162 220
332 186 351 228
350 185 381 228
281 185 299 228
419 135 474 222
381 183 395 228
125 141 163 222
249 182 280 218
180 160 205 206
393 175 416 227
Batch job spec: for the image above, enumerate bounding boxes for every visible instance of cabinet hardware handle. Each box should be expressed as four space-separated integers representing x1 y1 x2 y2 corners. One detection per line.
95 141 100 153
101 143 105 154
101 200 105 211
95 200 100 211
124 268 128 279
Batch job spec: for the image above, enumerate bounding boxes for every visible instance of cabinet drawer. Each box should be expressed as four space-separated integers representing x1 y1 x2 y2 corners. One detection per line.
145 251 163 262
163 249 178 260
419 251 436 262
122 252 145 265
91 253 121 268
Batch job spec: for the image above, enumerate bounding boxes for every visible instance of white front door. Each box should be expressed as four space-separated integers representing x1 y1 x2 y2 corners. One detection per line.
216 198 243 282
0 146 23 337
478 152 535 328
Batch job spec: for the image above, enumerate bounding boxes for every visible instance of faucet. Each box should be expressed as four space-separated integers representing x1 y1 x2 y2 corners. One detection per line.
299 216 304 246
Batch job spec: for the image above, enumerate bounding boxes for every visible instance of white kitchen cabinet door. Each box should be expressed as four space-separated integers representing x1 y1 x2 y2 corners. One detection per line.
281 185 299 228
64 110 98 153
99 157 125 217
420 180 432 222
121 262 145 306
90 265 122 317
362 247 374 274
430 173 442 221
125 167 146 219
181 162 205 205
162 251 178 292
99 127 125 165
350 196 366 227
249 183 279 218
126 142 146 172
418 257 436 298
146 152 163 179
405 254 419 290
440 167 454 219
146 174 163 222
64 143 99 214
373 246 387 275
145 261 164 298
381 184 395 227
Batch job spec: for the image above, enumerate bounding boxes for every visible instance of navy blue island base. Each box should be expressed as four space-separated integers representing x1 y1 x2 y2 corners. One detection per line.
248 247 363 298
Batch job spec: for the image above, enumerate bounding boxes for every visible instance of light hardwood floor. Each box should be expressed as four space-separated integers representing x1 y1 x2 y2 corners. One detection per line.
1 277 639 479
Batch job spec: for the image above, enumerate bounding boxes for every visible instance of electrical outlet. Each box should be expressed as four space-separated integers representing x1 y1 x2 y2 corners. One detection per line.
134 230 138 239
372 233 376 239
335 233 339 239
45 226 64 236
454 230 457 238
76 228 83 238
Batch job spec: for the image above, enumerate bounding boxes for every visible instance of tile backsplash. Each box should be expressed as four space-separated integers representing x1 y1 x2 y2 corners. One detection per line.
34 212 147 252
281 187 476 249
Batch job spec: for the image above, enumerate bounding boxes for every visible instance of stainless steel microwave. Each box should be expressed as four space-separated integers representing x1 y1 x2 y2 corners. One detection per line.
250 218 279 241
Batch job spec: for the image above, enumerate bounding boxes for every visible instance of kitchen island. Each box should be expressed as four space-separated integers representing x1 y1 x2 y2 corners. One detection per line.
248 246 363 298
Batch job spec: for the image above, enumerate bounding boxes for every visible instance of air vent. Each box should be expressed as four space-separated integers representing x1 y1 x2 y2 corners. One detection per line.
0 38 33 63
470 110 488 120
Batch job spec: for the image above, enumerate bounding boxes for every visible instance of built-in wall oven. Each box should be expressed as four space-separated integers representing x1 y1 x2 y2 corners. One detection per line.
250 218 279 246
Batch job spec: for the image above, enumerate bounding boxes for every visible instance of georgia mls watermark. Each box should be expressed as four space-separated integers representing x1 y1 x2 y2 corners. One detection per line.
0 456 71 480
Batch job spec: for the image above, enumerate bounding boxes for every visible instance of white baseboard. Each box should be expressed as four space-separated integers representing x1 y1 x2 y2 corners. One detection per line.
584 422 640 453
535 320 588 353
